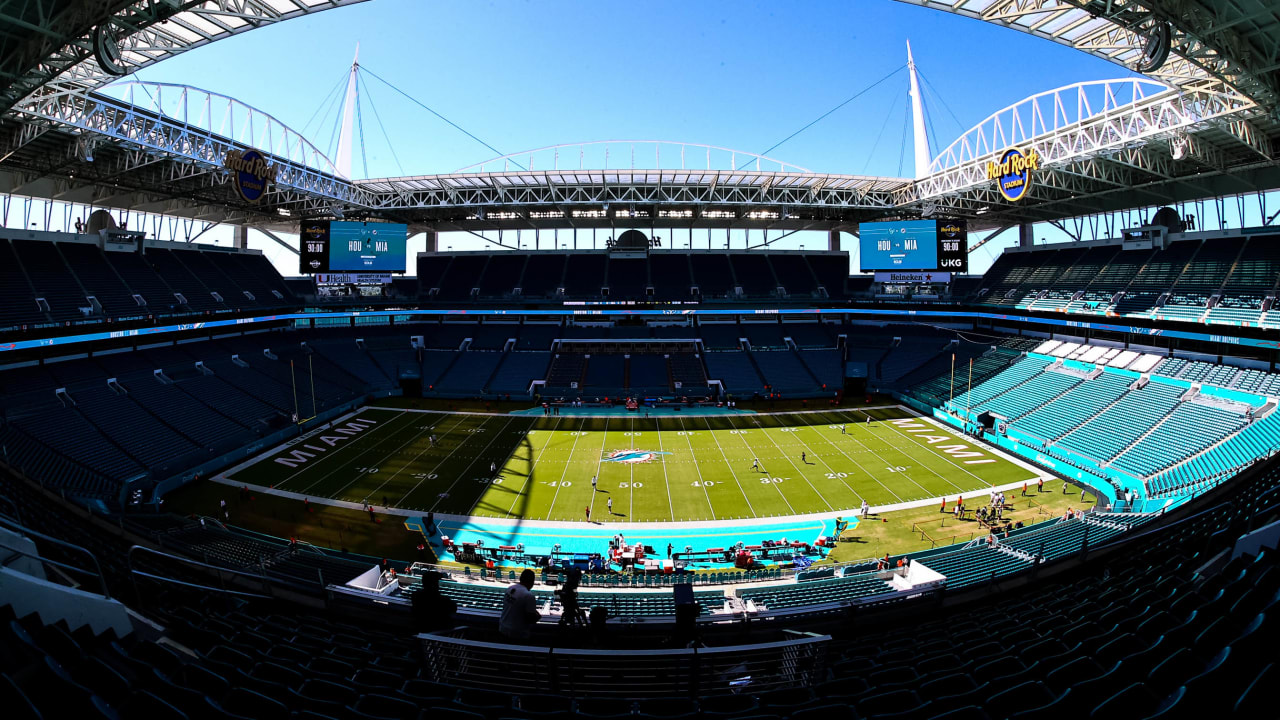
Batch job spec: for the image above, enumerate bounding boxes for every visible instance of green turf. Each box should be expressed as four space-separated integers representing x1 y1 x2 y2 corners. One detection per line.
226 406 1037 523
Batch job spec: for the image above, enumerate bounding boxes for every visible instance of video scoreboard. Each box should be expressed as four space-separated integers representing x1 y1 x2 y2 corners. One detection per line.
299 220 408 273
858 219 968 273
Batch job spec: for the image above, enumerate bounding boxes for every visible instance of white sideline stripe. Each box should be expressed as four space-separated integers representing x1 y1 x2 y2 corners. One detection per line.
209 475 1041 532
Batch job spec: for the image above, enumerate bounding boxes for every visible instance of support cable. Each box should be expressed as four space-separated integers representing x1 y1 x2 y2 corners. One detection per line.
355 70 370 178
362 78 407 177
861 84 905 175
359 66 524 170
738 64 905 170
301 68 351 140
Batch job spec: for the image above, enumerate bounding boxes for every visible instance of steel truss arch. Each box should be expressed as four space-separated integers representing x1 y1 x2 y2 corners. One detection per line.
892 0 1279 107
908 76 1264 223
3 0 372 113
454 141 813 175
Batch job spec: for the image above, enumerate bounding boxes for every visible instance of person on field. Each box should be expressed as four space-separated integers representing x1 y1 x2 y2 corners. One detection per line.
752 458 760 471
585 505 591 522
607 497 613 514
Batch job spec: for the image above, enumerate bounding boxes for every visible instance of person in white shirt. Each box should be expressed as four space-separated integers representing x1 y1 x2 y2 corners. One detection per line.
499 569 541 641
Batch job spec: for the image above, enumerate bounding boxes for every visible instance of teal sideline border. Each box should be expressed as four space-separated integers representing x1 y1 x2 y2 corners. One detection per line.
4 306 1279 355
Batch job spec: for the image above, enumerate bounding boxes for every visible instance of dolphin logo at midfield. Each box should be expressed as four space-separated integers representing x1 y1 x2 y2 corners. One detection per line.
603 450 672 464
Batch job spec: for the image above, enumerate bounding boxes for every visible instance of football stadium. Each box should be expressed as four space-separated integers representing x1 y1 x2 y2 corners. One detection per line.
2 1 1280 718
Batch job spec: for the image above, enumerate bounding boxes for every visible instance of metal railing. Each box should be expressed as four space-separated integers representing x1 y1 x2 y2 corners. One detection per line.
0 515 109 598
420 628 829 698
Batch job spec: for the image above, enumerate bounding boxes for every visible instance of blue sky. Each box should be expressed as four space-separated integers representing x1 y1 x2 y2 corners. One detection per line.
131 0 1139 179
109 0 1159 272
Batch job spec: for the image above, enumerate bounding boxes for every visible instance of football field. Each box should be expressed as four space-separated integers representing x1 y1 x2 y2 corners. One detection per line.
223 406 1040 523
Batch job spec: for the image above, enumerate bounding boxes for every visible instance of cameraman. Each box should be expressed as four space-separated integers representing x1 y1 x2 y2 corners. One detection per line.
555 568 588 627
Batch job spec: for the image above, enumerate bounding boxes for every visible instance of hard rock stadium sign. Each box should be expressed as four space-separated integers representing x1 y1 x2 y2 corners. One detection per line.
224 148 277 204
986 147 1041 203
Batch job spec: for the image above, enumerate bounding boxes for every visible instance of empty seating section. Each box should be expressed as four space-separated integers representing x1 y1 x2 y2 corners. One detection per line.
669 354 709 392
1152 412 1280 493
439 255 487 299
950 357 1047 410
972 251 1036 305
11 406 144 482
768 254 817 295
143 249 220 311
1111 402 1247 477
606 258 649 299
877 338 947 383
628 354 668 393
57 242 140 318
979 369 1080 420
488 352 551 393
1018 373 1131 440
739 574 890 609
703 352 763 392
172 248 248 308
648 254 693 299
12 239 88 321
477 254 525 297
786 323 832 348
1162 238 1242 313
1113 241 1198 316
901 346 1007 403
797 349 842 388
689 254 734 296
743 324 787 349
517 254 566 297
545 353 585 388
1028 245 1119 310
0 240 45 328
416 254 452 293
420 351 459 387
1079 248 1153 307
1010 247 1087 308
104 250 178 313
563 255 607 297
466 325 515 350
1056 382 1183 460
752 351 818 394
808 252 848 297
700 323 742 350
729 254 777 296
584 354 624 391
435 352 504 395
123 377 250 450
73 385 200 473
515 324 558 350
970 236 1280 329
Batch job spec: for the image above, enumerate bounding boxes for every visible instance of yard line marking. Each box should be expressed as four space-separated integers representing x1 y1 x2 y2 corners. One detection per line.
544 418 589 520
851 408 983 492
587 417 611 521
379 414 488 506
729 422 804 514
700 417 758 517
289 410 423 495
654 420 675 521
308 412 455 498
628 417 635 522
741 419 833 512
815 412 937 498
791 413 907 503
464 418 537 517
677 418 717 520
501 417 561 518
428 416 518 512
775 419 867 504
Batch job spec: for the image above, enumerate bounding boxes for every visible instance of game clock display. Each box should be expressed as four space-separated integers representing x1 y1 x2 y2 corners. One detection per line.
859 219 968 273
298 220 408 273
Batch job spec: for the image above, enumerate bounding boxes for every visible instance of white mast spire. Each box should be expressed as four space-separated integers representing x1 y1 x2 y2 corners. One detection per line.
907 40 932 179
335 43 360 179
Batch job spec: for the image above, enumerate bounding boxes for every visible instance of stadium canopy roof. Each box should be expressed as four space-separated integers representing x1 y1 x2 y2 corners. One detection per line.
0 0 369 113
895 0 1280 107
0 0 1277 236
